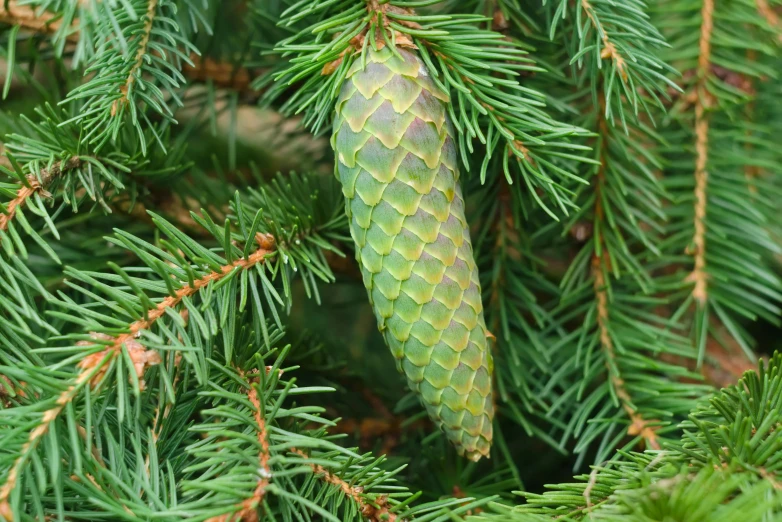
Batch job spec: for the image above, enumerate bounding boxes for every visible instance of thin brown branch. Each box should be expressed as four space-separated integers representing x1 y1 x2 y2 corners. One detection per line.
0 156 82 235
206 384 271 522
581 0 628 81
205 366 279 522
0 235 276 520
593 258 661 450
685 0 715 306
2 4 261 93
583 465 601 510
592 95 660 451
290 448 397 522
757 0 782 41
0 0 77 38
110 0 158 116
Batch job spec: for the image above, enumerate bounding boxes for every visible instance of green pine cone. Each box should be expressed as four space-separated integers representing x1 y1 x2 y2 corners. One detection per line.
331 46 494 460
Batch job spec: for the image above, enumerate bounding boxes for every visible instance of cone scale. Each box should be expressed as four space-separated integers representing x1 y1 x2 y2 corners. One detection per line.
331 46 494 460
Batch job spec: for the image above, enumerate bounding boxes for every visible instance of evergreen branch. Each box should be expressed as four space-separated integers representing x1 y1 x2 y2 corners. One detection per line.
537 72 705 460
654 0 781 360
687 0 714 306
61 0 204 151
0 102 191 268
1 7 255 92
110 0 159 117
579 0 627 81
545 0 678 120
206 368 273 522
0 156 81 236
589 97 660 451
290 448 398 522
0 234 277 519
75 233 276 384
180 355 435 522
468 353 782 520
592 261 660 450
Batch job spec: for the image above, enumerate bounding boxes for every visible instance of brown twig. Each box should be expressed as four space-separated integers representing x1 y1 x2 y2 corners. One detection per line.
290 448 398 522
757 0 782 41
204 366 281 522
0 156 82 236
592 95 660 451
0 0 77 38
110 0 158 116
1 3 260 92
0 234 277 520
580 0 627 81
685 0 714 306
206 378 272 522
593 258 661 449
583 465 601 510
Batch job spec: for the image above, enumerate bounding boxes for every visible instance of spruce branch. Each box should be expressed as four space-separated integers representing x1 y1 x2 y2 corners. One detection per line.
590 95 662 449
574 93 667 454
61 0 205 151
531 48 707 459
178 354 457 522
290 447 399 522
686 0 714 307
0 156 81 236
579 0 627 81
545 0 679 121
654 0 782 361
0 102 191 268
0 234 277 519
0 4 258 93
466 353 782 520
592 262 660 450
110 0 159 117
205 367 273 522
0 172 347 517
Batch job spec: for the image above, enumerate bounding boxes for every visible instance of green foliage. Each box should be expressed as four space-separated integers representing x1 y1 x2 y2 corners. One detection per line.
266 0 596 218
653 0 782 360
463 352 782 520
0 0 781 520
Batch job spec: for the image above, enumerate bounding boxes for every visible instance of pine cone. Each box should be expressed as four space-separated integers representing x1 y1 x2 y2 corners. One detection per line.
332 46 494 460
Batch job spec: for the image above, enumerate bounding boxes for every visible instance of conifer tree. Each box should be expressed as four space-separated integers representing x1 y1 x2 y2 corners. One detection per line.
0 0 780 521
